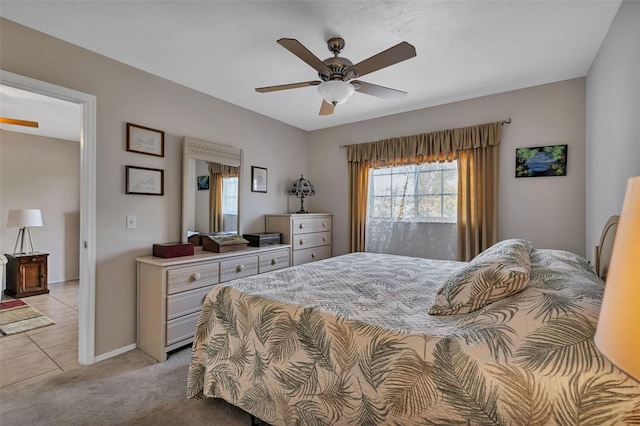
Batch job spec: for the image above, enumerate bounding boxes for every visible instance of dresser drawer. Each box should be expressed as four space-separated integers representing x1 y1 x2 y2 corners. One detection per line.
166 311 200 346
292 216 331 234
258 249 290 273
293 244 332 266
167 263 219 295
292 231 330 251
137 244 291 362
220 255 259 282
167 285 213 320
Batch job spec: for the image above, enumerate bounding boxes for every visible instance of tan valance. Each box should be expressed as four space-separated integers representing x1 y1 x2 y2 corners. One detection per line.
208 162 238 177
347 121 502 167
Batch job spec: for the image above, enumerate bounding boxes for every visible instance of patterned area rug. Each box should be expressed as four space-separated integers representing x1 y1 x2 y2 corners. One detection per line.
0 299 55 335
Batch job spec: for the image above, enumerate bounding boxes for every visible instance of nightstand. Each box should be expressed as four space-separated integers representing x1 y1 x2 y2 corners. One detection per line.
4 253 49 298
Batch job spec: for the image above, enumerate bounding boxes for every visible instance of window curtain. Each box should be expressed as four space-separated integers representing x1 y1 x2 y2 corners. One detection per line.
348 160 370 252
346 121 501 259
455 125 501 261
208 163 238 233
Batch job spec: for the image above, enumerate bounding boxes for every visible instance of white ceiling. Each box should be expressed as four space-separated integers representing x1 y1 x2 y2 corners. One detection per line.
0 0 621 136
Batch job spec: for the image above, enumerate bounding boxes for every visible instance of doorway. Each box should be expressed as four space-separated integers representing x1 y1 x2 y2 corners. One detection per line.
1 70 97 365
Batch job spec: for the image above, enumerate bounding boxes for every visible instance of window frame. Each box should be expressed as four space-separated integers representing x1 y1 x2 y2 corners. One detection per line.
222 176 238 215
367 161 458 223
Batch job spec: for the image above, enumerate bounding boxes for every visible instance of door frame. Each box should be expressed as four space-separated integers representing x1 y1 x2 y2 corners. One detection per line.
1 69 97 365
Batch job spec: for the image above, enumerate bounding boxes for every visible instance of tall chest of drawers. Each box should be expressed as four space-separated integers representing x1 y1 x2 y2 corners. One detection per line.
265 213 332 266
136 244 290 362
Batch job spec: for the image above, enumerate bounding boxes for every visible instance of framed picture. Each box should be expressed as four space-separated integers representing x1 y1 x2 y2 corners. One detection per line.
251 166 267 193
515 144 567 178
126 166 164 195
197 175 209 190
126 123 164 157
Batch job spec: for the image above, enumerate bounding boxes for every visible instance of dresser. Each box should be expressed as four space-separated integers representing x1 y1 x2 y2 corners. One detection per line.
136 244 290 362
265 213 332 266
4 253 49 298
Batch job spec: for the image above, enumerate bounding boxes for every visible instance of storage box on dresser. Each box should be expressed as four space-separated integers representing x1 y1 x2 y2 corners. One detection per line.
136 244 291 362
265 213 331 266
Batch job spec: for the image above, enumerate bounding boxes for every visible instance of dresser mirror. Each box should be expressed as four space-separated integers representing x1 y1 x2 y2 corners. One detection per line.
182 137 242 243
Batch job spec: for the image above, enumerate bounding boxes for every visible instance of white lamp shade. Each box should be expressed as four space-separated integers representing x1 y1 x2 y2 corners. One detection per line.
7 209 43 228
317 81 355 105
594 176 640 381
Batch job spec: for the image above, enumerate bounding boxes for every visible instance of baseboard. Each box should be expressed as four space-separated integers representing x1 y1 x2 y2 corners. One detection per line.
94 343 137 363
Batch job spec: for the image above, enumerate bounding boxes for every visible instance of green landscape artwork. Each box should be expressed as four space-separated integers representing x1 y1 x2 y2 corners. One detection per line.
197 175 209 190
515 144 567 178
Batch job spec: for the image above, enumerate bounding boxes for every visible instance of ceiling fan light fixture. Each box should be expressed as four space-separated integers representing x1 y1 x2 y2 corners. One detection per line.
317 80 355 106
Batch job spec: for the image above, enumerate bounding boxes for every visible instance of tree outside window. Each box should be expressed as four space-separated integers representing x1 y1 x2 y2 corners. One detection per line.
368 162 457 222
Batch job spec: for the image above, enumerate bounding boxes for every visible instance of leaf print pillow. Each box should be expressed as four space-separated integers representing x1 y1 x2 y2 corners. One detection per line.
429 239 533 315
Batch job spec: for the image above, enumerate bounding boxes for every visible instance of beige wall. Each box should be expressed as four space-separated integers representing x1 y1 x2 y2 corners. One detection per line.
1 18 309 356
308 78 587 257
586 0 640 260
1 131 80 284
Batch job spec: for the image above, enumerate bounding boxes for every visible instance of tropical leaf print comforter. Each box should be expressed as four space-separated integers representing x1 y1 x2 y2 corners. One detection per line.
187 250 640 425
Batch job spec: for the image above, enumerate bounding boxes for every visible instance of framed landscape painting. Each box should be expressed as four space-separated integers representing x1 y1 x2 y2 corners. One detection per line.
515 144 567 178
197 175 209 190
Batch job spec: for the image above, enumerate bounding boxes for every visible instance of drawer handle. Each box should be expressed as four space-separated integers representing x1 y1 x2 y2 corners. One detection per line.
299 239 304 245
322 222 326 227
311 253 315 259
237 264 245 272
271 258 277 265
322 236 326 242
299 223 304 229
191 272 201 281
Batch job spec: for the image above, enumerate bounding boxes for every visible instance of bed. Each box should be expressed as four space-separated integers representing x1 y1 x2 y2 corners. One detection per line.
594 215 619 281
187 225 640 425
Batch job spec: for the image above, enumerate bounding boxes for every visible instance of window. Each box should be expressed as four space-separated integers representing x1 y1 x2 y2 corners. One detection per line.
368 162 458 222
222 177 238 215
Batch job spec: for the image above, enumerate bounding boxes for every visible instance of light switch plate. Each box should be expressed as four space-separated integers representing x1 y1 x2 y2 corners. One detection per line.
126 215 137 229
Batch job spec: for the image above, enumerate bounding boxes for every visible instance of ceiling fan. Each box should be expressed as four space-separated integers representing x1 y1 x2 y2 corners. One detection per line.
255 37 416 116
0 117 39 128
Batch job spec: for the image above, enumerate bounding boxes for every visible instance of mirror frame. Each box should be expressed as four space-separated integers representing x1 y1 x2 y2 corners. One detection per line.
182 137 242 243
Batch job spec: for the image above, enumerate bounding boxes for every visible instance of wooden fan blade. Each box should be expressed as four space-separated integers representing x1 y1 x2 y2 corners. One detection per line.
255 81 321 93
277 38 330 75
0 117 39 128
346 42 416 78
352 80 407 100
319 100 335 116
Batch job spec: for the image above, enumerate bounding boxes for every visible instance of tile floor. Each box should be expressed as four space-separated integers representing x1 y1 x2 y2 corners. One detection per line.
0 280 79 392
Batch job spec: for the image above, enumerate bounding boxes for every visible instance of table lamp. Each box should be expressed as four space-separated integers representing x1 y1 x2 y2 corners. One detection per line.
594 176 640 382
7 209 43 255
289 175 315 214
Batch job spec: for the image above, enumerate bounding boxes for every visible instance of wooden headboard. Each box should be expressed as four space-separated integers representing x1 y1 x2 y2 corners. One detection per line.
594 215 619 281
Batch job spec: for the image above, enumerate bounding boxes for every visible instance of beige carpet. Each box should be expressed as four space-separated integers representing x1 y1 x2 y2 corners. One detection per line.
0 346 262 425
0 299 55 335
